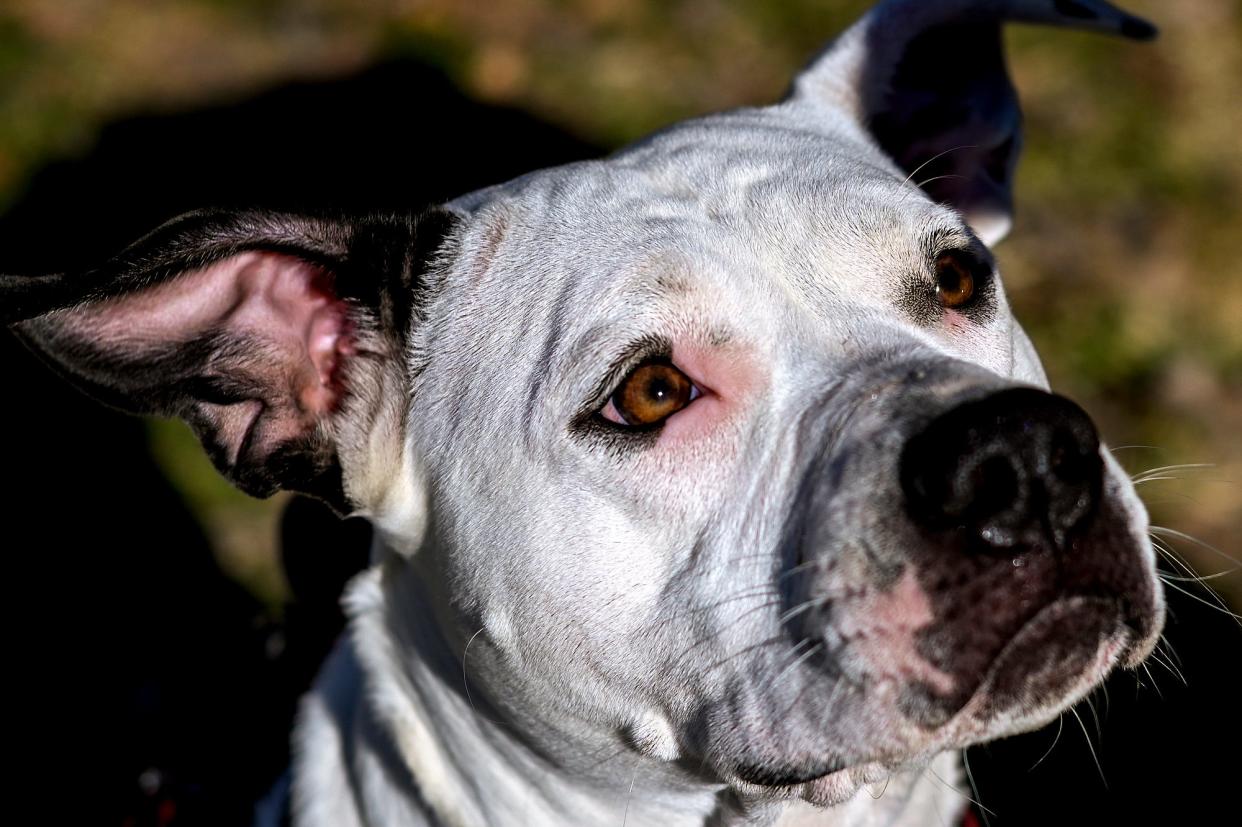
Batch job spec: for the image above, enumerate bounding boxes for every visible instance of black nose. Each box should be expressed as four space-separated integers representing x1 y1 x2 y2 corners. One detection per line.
900 388 1103 550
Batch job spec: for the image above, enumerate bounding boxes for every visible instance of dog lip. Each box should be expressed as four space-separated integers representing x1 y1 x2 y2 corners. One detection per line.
900 592 1131 730
942 595 1131 733
729 760 893 808
732 758 847 788
728 594 1120 803
987 592 1124 669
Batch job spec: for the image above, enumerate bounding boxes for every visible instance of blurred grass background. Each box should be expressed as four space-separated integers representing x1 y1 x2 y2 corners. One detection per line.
1 0 1238 609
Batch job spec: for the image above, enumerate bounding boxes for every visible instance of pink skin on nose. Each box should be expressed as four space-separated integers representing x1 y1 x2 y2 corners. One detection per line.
841 568 955 694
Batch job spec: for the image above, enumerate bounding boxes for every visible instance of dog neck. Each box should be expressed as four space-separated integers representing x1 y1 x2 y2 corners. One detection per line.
291 541 969 827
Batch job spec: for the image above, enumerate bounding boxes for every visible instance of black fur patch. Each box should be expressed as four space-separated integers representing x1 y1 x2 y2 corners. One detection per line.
1119 16 1158 41
1053 0 1099 20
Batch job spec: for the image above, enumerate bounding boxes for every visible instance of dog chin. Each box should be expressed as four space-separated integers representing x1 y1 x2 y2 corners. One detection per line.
730 597 1144 810
939 596 1142 743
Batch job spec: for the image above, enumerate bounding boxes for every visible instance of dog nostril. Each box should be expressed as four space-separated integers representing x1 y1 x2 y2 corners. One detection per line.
1044 421 1104 543
966 455 1021 521
1050 429 1091 484
901 388 1103 551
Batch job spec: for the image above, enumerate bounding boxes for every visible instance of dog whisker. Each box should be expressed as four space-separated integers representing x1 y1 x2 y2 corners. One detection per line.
1147 637 1188 686
929 761 995 821
663 587 780 622
1069 706 1107 790
694 630 787 675
1085 694 1104 743
1156 634 1186 672
1139 493 1206 508
1129 462 1215 484
1134 475 1191 485
620 756 639 827
902 144 980 187
961 751 994 827
777 594 829 625
1150 525 1240 567
1028 714 1065 771
1138 661 1163 700
1149 536 1217 589
923 767 954 827
767 639 824 695
581 742 634 775
913 173 970 190
1158 569 1235 584
1146 530 1241 627
1155 578 1242 626
461 626 512 728
1109 444 1161 453
669 574 841 675
778 559 820 583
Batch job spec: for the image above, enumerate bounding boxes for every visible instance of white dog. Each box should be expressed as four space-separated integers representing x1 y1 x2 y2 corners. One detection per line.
5 1 1165 824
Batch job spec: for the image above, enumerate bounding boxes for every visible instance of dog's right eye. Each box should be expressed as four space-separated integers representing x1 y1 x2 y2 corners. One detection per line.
601 361 700 428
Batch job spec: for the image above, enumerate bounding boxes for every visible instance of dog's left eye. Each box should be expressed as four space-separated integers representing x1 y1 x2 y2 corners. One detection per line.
601 361 701 427
935 250 987 309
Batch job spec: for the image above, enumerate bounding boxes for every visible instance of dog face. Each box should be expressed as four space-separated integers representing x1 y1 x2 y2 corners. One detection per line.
4 0 1164 815
415 98 1163 807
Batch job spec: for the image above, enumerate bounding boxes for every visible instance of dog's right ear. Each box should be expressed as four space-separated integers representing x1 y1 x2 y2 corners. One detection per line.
3 208 459 514
788 0 1156 245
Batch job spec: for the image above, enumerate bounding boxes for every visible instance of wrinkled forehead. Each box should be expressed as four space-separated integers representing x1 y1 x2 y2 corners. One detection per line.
446 111 973 334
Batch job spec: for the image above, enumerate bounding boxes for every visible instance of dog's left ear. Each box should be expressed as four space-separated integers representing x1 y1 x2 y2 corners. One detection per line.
789 0 1156 244
3 209 458 513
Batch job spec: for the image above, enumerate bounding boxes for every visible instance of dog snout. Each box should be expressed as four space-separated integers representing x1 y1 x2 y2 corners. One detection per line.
899 388 1104 551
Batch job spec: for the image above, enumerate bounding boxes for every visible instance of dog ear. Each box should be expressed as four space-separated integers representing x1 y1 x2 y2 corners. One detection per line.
789 0 1156 245
3 208 458 513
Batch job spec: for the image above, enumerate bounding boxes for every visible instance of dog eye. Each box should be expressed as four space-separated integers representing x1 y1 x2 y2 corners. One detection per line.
934 250 981 309
603 361 700 427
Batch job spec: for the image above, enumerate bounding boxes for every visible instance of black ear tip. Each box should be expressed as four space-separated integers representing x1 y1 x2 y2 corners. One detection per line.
1120 15 1159 41
1 273 74 326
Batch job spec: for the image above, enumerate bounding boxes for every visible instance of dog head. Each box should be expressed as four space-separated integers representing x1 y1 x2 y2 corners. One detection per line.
4 0 1164 814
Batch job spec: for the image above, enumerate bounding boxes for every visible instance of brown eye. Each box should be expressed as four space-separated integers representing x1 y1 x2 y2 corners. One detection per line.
935 251 976 309
611 362 696 427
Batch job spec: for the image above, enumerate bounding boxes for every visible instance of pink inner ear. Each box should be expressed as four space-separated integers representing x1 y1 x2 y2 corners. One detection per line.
24 245 368 496
236 253 355 415
73 245 355 414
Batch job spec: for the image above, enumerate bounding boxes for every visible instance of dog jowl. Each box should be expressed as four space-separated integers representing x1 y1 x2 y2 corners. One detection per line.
3 1 1166 825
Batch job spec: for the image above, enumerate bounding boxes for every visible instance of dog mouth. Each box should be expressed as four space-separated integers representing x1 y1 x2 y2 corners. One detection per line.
732 594 1135 793
720 508 1164 800
895 518 1160 733
905 593 1135 733
709 404 1162 806
722 595 1138 809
